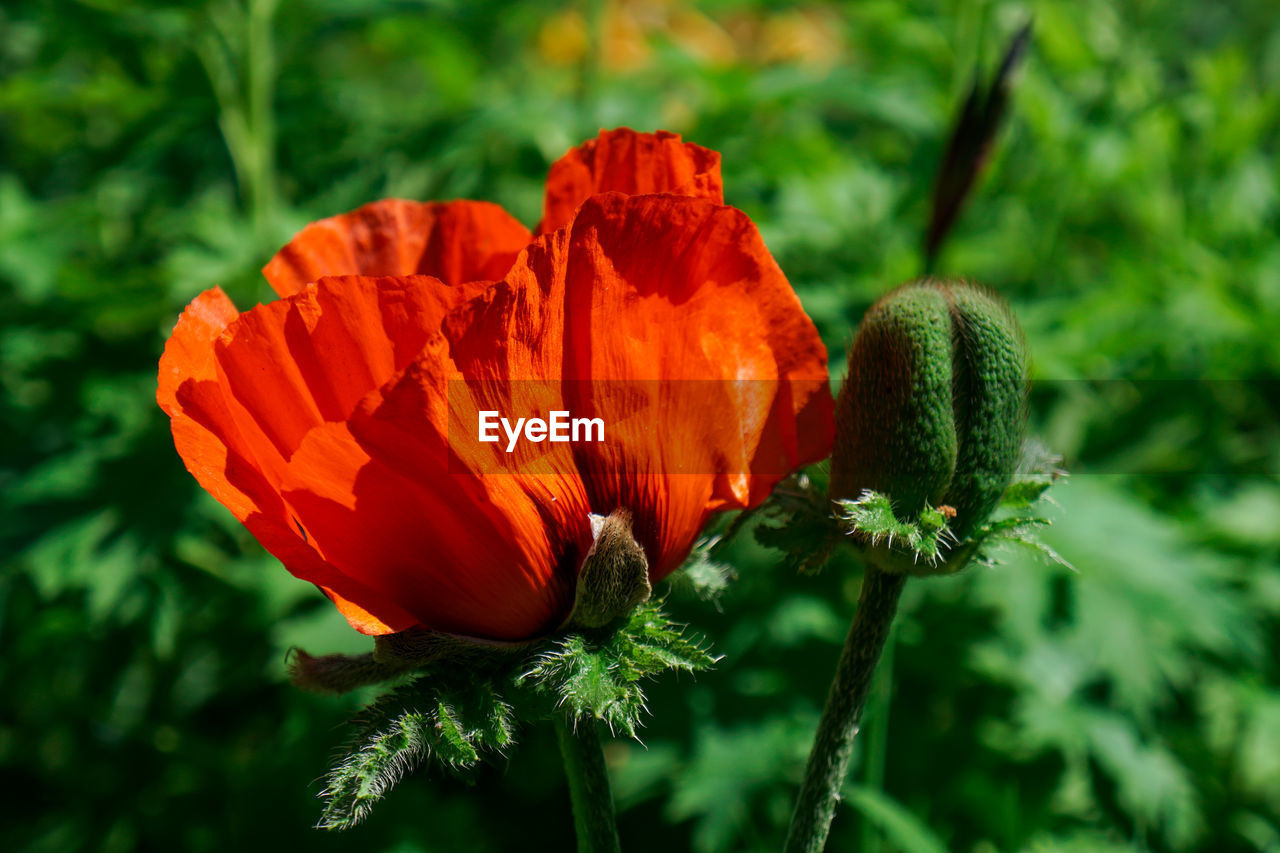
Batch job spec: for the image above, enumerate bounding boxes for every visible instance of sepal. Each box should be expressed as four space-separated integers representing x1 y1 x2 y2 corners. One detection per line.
313 599 716 828
835 490 961 575
519 599 718 737
317 674 516 830
753 440 1069 578
288 649 413 695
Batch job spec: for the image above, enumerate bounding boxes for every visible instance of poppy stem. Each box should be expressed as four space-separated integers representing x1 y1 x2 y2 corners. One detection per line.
784 567 907 853
554 715 622 853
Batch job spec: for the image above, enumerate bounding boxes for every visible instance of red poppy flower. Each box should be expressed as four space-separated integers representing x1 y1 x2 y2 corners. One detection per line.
158 128 833 641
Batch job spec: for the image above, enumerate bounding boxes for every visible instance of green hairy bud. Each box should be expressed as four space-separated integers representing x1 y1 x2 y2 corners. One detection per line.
830 279 1027 562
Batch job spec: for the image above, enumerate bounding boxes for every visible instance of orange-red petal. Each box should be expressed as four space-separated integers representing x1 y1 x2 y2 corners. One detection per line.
163 178 831 639
280 338 593 639
163 275 593 638
211 274 488 463
538 128 724 234
262 199 531 297
446 193 833 581
158 287 421 634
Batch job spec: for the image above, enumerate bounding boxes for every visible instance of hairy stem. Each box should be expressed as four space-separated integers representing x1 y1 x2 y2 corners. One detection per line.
860 626 897 853
784 567 907 853
554 716 622 853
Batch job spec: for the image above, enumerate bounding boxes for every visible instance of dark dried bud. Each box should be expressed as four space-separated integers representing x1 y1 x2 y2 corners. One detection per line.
566 509 651 629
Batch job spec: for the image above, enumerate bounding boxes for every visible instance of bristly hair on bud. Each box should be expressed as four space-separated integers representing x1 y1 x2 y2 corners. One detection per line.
830 278 1027 574
835 490 958 572
566 510 652 630
830 439 1070 577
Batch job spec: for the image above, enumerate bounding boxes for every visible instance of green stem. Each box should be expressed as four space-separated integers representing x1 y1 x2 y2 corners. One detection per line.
860 626 897 853
245 0 278 233
196 0 278 242
554 716 622 853
784 567 907 853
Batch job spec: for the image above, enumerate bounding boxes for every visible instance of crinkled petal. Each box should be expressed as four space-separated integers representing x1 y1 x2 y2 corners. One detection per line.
281 335 592 638
157 287 420 634
162 183 832 639
263 199 531 297
539 128 723 234
446 193 833 581
212 274 488 463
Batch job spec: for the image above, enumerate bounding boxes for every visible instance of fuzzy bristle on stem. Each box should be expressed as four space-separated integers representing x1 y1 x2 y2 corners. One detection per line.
783 567 907 853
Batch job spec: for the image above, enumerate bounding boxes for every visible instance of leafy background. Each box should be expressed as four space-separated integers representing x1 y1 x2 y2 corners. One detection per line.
3 0 1278 851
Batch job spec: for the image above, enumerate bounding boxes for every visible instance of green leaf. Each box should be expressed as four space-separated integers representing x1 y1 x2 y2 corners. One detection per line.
754 514 839 574
991 531 1076 571
1001 439 1067 510
1000 478 1054 509
843 785 951 853
433 700 480 764
667 713 815 853
974 513 1074 572
667 538 737 604
753 470 843 574
316 600 708 828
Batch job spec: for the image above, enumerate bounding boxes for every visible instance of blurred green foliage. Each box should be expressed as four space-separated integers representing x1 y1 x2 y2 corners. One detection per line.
3 1 1279 851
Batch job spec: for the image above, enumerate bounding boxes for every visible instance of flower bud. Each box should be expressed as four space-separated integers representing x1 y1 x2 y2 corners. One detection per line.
830 279 1026 549
567 510 652 629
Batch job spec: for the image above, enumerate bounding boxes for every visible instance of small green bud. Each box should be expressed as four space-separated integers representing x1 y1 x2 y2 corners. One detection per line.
830 279 1026 567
